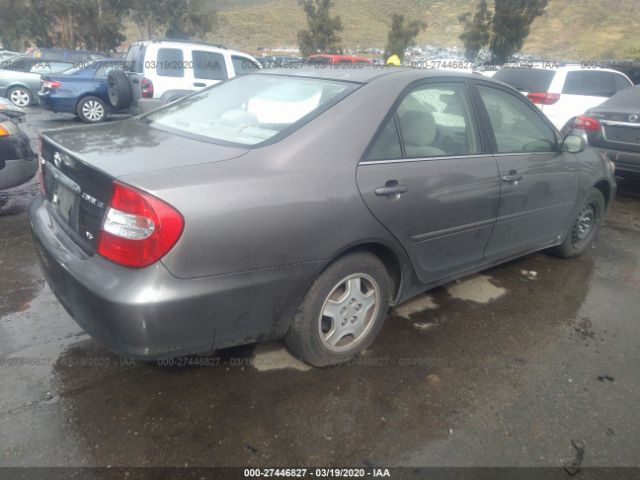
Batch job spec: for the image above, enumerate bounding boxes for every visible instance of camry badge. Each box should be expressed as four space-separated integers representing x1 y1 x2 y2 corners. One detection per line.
630 114 638 123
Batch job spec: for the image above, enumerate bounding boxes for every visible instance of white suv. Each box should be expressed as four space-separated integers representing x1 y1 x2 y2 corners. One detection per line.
107 39 261 114
493 65 633 130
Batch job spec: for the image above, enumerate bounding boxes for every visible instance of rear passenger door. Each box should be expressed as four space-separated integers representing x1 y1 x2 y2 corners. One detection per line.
151 47 191 96
191 50 227 89
473 83 579 259
357 80 501 284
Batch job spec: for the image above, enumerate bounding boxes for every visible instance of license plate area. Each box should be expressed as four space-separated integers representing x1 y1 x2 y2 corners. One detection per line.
604 125 640 146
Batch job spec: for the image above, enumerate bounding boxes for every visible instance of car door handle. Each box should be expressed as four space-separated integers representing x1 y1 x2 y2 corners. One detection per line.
501 172 523 183
375 182 408 198
193 82 206 87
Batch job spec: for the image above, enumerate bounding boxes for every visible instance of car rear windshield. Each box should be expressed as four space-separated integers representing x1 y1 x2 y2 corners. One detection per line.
493 68 555 92
146 74 359 146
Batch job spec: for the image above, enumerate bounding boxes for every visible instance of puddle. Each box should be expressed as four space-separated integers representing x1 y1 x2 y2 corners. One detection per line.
446 275 506 304
251 344 311 372
394 294 439 319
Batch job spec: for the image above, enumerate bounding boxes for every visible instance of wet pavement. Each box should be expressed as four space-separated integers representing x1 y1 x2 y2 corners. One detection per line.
1 109 640 468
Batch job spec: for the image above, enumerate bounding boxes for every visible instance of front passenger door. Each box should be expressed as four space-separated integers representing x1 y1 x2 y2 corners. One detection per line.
475 84 579 259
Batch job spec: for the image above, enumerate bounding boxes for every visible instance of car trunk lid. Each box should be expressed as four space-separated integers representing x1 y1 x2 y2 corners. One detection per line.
40 119 248 253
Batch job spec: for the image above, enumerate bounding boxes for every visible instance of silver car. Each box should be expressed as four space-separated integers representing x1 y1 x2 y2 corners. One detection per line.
0 57 74 106
29 68 616 366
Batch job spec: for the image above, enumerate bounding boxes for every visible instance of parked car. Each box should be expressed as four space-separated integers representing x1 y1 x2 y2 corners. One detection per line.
30 68 615 367
307 54 373 67
0 50 19 62
564 84 640 179
107 39 261 115
493 65 633 130
38 59 125 123
0 98 36 190
0 56 75 106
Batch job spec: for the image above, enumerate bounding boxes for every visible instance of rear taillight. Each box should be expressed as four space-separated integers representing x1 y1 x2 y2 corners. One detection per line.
527 92 561 105
141 78 154 98
42 80 62 89
573 115 601 131
97 182 184 268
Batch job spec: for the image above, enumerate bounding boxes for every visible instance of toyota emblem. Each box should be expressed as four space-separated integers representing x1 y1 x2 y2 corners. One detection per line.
630 114 639 123
53 152 62 168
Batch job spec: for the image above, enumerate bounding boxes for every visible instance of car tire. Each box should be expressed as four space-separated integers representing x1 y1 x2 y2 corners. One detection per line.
285 252 391 367
550 188 605 258
76 96 108 123
107 69 132 109
7 86 32 107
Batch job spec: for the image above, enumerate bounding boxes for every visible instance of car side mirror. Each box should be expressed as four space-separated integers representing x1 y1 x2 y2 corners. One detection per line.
562 134 586 154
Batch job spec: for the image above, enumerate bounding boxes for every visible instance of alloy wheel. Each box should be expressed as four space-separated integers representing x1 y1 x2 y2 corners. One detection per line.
318 273 380 352
82 100 105 122
9 88 30 107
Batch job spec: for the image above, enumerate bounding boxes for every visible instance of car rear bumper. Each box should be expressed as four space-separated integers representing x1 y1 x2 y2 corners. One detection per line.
598 147 640 174
29 195 318 359
130 98 162 115
37 92 76 113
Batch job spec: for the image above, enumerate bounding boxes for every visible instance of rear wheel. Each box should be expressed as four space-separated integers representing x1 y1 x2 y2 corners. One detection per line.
286 252 391 367
7 86 32 107
550 188 605 258
76 96 107 123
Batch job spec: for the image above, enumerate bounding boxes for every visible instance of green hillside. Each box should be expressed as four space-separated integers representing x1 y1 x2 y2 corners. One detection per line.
201 0 640 59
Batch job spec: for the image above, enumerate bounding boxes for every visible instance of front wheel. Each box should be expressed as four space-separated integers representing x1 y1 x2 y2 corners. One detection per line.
550 188 605 258
286 252 391 367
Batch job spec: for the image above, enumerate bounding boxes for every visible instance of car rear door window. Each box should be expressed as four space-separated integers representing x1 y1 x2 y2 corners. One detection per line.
193 51 227 80
156 48 184 78
395 83 480 158
478 86 556 153
366 117 402 161
562 71 624 97
231 55 259 76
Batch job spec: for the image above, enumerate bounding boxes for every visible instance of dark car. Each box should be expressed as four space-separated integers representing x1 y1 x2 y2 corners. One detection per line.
0 98 37 190
564 85 640 178
38 60 126 123
29 68 616 367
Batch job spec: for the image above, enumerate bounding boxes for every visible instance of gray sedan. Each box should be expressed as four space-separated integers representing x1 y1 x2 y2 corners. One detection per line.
29 68 616 366
0 58 74 106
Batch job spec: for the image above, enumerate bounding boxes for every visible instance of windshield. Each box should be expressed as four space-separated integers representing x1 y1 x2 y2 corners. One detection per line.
146 74 358 146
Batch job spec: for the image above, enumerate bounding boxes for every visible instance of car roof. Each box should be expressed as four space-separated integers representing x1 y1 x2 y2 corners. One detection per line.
255 66 485 84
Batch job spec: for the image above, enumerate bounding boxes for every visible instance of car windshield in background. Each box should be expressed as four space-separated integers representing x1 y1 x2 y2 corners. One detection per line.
146 74 358 146
493 68 555 92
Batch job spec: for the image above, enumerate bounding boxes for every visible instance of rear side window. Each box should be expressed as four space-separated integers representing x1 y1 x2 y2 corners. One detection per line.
124 44 144 73
366 117 402 161
193 51 227 80
563 71 629 97
395 83 480 158
478 86 556 153
231 55 259 76
156 48 184 77
492 68 555 93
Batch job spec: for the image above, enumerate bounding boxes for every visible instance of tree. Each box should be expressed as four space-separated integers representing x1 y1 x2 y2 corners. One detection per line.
490 0 547 63
459 0 547 64
0 0 36 50
297 0 343 57
129 0 218 40
384 13 426 62
458 0 492 61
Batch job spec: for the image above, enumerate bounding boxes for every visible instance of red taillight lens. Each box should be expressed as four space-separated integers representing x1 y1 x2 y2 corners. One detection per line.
141 78 154 98
527 92 561 105
42 80 62 89
97 182 184 268
573 115 601 131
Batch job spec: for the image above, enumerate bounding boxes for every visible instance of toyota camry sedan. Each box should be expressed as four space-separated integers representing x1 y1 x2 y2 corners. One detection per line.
29 68 616 367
